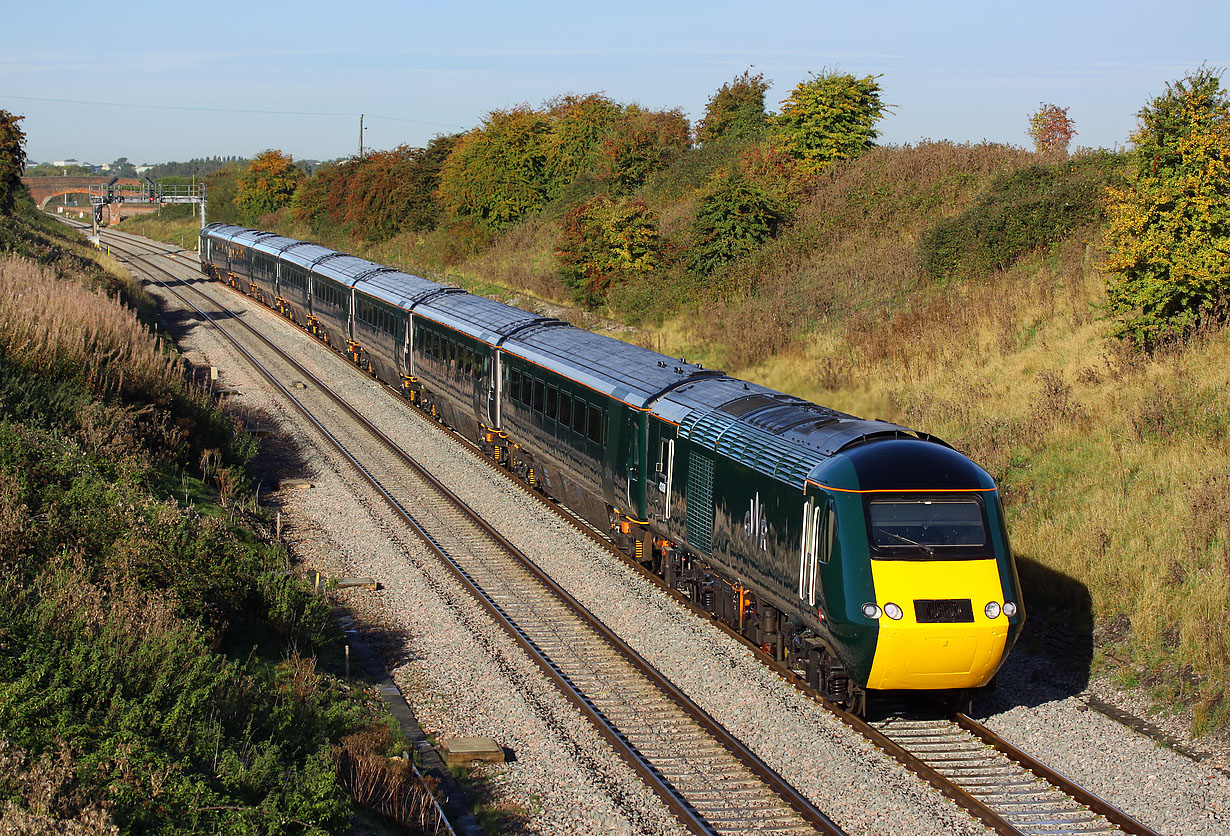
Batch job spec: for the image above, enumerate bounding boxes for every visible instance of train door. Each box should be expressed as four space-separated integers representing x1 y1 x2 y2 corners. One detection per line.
485 351 500 430
648 422 676 525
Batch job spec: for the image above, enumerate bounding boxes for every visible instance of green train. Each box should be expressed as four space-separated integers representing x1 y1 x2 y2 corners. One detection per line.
202 223 1025 712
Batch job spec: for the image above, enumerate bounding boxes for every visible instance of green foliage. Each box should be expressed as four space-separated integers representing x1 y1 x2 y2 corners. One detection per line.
1104 67 1230 347
437 97 690 230
689 173 786 273
772 70 887 174
24 162 95 177
1028 103 1077 156
204 162 244 225
599 105 691 193
920 152 1123 281
294 135 458 241
0 109 27 215
696 70 771 145
437 106 554 229
234 150 303 226
0 221 377 832
556 194 663 307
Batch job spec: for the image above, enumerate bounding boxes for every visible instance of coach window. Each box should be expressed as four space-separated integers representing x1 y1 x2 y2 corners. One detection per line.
509 370 522 402
532 379 545 413
573 399 588 434
558 393 572 428
587 405 603 444
545 387 557 420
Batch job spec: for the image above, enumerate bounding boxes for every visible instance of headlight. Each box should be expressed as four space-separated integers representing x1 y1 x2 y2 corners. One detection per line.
862 603 882 619
884 602 904 620
985 601 1002 619
1003 601 1018 617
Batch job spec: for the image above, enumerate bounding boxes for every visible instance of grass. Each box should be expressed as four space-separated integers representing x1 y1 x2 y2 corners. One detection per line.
112 203 202 249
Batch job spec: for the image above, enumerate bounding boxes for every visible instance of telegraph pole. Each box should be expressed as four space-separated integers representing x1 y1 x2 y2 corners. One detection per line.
359 113 364 158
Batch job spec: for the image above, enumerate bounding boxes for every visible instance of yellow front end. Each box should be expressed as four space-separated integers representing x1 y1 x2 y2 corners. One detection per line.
866 558 1008 690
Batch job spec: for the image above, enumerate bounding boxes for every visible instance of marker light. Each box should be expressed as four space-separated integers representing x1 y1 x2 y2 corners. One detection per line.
884 602 904 620
985 601 1002 619
1003 601 1018 618
862 603 882 619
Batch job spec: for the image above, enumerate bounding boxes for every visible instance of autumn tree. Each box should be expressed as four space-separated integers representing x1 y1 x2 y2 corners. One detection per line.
1028 103 1077 156
599 105 691 192
773 71 887 174
696 70 771 145
1104 67 1230 347
436 107 552 228
0 110 28 215
556 194 663 307
233 149 303 225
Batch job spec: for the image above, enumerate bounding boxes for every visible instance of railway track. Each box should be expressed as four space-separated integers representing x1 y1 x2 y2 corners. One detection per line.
95 228 843 836
87 223 1165 836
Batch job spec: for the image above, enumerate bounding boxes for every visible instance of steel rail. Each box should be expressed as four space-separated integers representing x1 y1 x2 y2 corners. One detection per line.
108 237 845 836
99 225 1161 836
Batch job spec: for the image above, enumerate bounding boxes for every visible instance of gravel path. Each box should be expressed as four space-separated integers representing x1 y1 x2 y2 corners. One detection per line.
134 242 1226 836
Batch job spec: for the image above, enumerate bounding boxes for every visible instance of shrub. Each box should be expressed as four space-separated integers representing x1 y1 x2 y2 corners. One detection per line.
772 71 887 174
0 110 26 215
919 152 1124 281
556 194 664 307
689 173 786 273
696 70 771 145
1104 67 1230 348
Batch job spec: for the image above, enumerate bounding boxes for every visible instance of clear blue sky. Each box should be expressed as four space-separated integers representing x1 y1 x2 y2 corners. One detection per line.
3 0 1225 165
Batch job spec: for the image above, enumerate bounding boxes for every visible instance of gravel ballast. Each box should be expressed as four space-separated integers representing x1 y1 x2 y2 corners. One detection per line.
137 242 1225 836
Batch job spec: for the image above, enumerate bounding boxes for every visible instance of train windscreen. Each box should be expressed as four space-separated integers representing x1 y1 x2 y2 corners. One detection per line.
866 499 987 557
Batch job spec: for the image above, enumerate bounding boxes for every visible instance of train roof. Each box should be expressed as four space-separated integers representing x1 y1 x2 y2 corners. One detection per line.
280 242 346 272
314 253 394 285
248 233 304 258
414 292 560 346
355 270 449 309
202 223 248 243
504 324 719 409
655 376 945 488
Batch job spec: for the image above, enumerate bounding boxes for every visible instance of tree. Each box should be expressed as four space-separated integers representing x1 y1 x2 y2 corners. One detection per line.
599 105 691 192
696 70 771 145
690 173 785 273
773 71 887 174
556 195 663 307
1104 68 1230 347
436 107 553 228
0 110 27 215
233 150 303 225
108 157 137 177
1028 103 1077 156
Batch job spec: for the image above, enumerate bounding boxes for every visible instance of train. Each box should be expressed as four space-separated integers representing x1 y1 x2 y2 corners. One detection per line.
200 223 1024 712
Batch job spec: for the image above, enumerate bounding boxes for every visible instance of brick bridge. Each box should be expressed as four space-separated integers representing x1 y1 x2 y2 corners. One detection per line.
21 175 160 224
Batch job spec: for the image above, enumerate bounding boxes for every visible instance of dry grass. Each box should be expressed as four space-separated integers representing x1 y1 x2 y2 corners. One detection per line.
0 254 178 398
725 229 1230 731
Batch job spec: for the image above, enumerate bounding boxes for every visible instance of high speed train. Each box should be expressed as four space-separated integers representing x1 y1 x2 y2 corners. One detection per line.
201 223 1024 711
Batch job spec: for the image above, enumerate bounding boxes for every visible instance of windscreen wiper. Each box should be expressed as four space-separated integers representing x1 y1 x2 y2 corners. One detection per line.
877 528 935 556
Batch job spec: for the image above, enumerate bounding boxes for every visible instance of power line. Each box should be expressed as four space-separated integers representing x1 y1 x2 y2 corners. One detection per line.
0 93 466 130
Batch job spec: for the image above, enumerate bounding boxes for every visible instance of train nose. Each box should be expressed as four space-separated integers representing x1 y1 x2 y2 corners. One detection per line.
864 559 1011 690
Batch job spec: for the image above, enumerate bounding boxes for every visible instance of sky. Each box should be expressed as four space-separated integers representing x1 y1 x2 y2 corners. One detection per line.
3 0 1226 166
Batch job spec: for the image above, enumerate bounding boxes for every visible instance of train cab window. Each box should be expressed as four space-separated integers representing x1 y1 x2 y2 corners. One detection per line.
532 379 545 413
558 394 572 428
573 399 588 434
587 406 604 444
545 387 557 420
867 499 987 558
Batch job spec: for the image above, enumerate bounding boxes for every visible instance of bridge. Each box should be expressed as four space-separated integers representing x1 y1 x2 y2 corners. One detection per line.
20 175 206 227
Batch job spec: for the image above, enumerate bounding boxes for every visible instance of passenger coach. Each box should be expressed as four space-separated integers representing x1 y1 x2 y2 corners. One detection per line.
199 223 1025 712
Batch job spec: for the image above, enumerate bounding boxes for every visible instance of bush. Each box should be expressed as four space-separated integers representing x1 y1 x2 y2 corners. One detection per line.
919 152 1124 281
1104 67 1230 348
772 71 887 174
697 70 771 145
689 173 786 274
556 195 664 307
